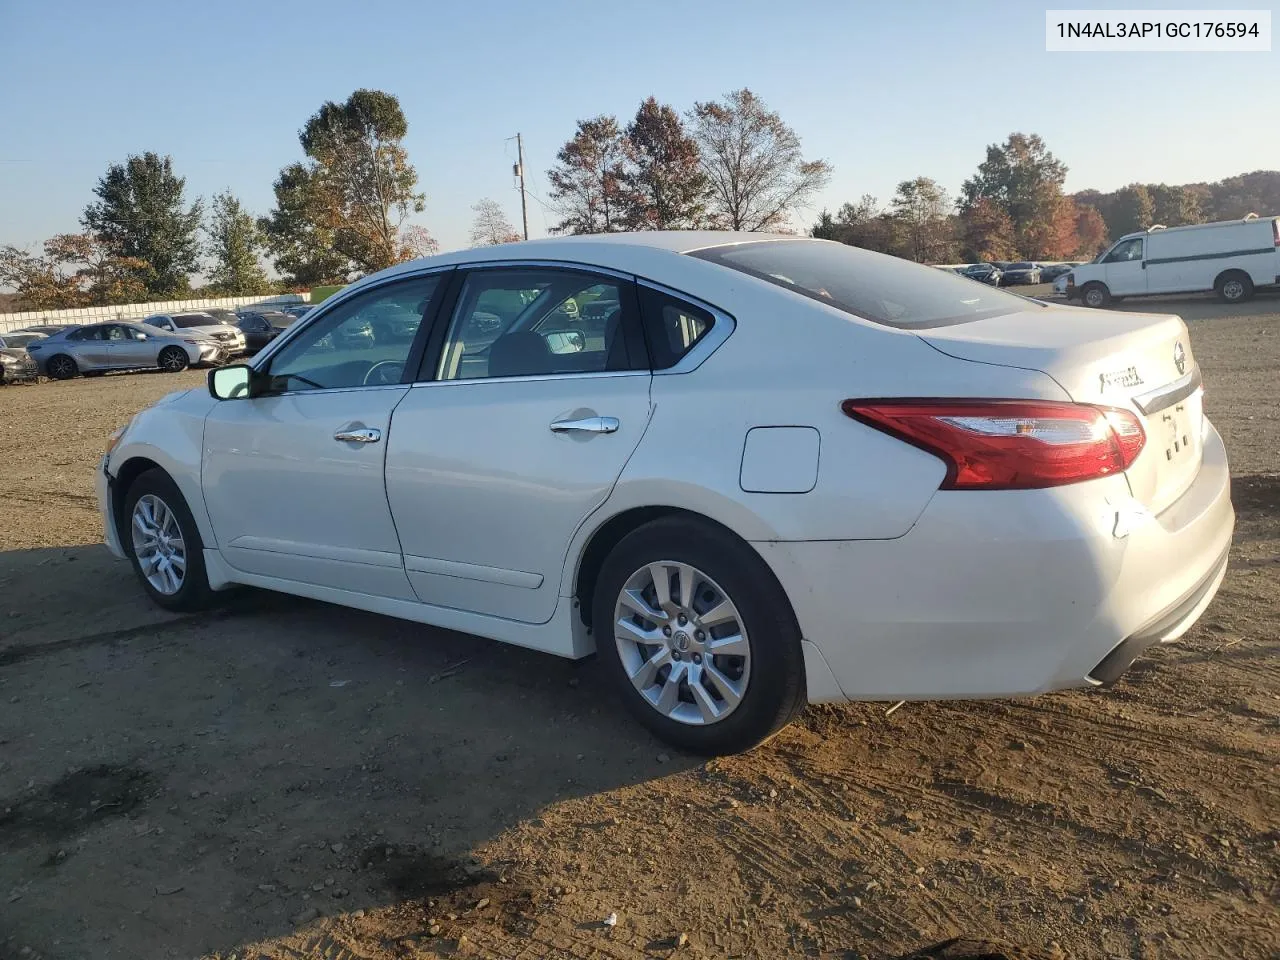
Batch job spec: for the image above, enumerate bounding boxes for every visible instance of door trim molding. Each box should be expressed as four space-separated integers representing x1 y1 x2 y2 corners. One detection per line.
403 554 544 589
227 536 404 569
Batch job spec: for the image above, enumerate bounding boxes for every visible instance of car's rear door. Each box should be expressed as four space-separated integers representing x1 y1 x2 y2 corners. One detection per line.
111 324 159 367
384 264 652 624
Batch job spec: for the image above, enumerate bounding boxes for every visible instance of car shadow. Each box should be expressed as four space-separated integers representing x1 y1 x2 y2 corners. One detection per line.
0 542 698 959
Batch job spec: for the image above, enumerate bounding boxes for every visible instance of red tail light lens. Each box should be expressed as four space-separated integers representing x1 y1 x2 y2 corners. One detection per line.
842 399 1146 489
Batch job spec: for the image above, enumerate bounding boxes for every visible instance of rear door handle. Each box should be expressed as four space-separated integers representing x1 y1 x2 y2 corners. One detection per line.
334 427 381 443
550 416 620 435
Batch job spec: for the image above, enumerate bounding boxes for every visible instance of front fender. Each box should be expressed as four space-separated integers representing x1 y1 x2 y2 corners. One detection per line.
106 389 217 548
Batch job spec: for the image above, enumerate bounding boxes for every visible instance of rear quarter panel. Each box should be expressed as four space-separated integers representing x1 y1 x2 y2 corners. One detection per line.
602 274 1072 545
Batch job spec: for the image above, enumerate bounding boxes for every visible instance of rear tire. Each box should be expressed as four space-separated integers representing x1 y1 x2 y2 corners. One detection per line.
1081 282 1111 308
121 469 214 612
592 516 806 755
158 346 189 372
1215 271 1253 304
46 354 79 379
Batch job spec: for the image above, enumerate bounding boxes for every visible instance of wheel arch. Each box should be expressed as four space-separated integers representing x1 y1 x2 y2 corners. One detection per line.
570 502 792 632
109 443 218 551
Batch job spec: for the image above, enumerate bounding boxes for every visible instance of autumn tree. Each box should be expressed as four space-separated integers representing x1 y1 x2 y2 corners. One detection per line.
469 198 521 246
1109 184 1155 236
398 225 440 260
205 191 269 295
262 89 426 277
81 152 202 296
0 234 147 309
1073 204 1109 258
259 164 350 286
959 199 1017 262
890 177 955 262
689 89 831 231
547 116 631 234
960 133 1067 257
621 97 707 229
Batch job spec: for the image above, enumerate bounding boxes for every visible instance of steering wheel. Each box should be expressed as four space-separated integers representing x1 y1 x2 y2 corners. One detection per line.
363 359 404 386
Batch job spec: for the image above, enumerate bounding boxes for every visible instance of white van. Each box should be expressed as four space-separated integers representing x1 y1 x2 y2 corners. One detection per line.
1066 214 1280 307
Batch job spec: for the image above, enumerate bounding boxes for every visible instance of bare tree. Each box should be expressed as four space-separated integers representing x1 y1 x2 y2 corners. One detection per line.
547 116 632 234
469 198 521 246
689 89 831 231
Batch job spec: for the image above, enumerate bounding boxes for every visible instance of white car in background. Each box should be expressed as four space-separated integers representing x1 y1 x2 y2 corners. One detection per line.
98 233 1234 754
143 312 247 356
1067 215 1280 307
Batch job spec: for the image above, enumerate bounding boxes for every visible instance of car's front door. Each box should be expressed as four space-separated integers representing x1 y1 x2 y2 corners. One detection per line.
111 324 159 367
385 266 653 624
1102 236 1148 296
202 271 447 598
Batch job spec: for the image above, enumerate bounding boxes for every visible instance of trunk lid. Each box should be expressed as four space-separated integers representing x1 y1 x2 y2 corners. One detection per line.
920 305 1203 515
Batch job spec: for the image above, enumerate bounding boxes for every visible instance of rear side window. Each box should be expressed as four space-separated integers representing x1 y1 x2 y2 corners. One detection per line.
637 286 715 369
689 239 1033 329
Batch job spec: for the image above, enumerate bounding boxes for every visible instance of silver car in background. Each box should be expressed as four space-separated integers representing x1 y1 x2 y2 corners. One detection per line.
25 321 222 379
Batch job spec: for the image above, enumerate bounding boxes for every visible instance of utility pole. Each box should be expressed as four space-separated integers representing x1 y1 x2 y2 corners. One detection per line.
514 133 529 241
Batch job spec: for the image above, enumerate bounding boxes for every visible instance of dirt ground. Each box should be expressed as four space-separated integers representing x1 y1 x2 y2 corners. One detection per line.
0 292 1276 960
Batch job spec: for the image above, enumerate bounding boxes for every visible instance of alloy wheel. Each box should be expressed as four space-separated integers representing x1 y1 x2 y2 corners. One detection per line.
159 347 188 372
613 561 751 726
131 494 186 595
49 356 76 378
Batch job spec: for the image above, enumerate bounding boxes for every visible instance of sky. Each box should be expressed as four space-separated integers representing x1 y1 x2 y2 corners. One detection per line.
1 0 1276 259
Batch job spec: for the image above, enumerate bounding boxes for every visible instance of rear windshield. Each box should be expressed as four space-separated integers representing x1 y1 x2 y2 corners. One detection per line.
172 314 223 328
688 240 1034 329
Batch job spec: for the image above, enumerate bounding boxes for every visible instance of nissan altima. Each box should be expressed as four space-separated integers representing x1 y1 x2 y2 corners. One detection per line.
97 233 1234 754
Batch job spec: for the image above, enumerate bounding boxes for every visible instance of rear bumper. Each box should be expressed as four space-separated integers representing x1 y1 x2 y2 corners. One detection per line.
755 418 1234 703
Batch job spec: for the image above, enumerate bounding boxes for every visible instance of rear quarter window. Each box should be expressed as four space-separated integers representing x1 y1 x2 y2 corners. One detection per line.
689 239 1035 329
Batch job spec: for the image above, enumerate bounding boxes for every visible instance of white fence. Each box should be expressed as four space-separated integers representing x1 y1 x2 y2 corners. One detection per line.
0 292 311 332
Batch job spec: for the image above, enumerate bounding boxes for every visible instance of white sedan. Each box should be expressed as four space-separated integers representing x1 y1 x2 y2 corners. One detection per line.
97 233 1234 754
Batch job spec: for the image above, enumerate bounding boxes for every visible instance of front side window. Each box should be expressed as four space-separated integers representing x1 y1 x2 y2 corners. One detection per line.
262 274 442 392
436 269 631 381
1102 238 1144 263
144 317 169 329
690 239 1032 329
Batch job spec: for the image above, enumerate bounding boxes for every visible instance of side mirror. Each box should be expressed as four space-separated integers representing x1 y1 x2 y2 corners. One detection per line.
208 364 255 400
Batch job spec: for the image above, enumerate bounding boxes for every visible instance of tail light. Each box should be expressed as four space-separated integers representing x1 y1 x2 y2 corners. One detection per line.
1273 218 1279 246
842 399 1146 489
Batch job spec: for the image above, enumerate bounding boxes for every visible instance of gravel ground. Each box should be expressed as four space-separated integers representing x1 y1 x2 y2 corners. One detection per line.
0 294 1276 960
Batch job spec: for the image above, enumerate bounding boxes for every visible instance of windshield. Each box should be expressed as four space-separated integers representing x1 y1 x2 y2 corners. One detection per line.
172 314 221 328
689 239 1034 329
1009 262 1035 270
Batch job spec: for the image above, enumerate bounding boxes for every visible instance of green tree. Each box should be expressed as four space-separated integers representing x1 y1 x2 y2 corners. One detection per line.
81 152 202 296
206 191 269 295
547 116 631 234
621 97 707 230
1109 184 1155 236
262 89 426 278
689 89 831 231
259 164 351 286
960 133 1067 256
890 177 954 262
1149 184 1204 226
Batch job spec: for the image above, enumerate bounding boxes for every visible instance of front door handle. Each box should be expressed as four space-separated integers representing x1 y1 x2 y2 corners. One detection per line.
334 427 381 443
550 416 620 435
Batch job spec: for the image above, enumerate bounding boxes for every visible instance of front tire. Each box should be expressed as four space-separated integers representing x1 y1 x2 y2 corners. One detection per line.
592 516 806 755
46 354 79 379
1216 271 1253 304
121 469 214 612
1081 282 1111 308
158 346 190 372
